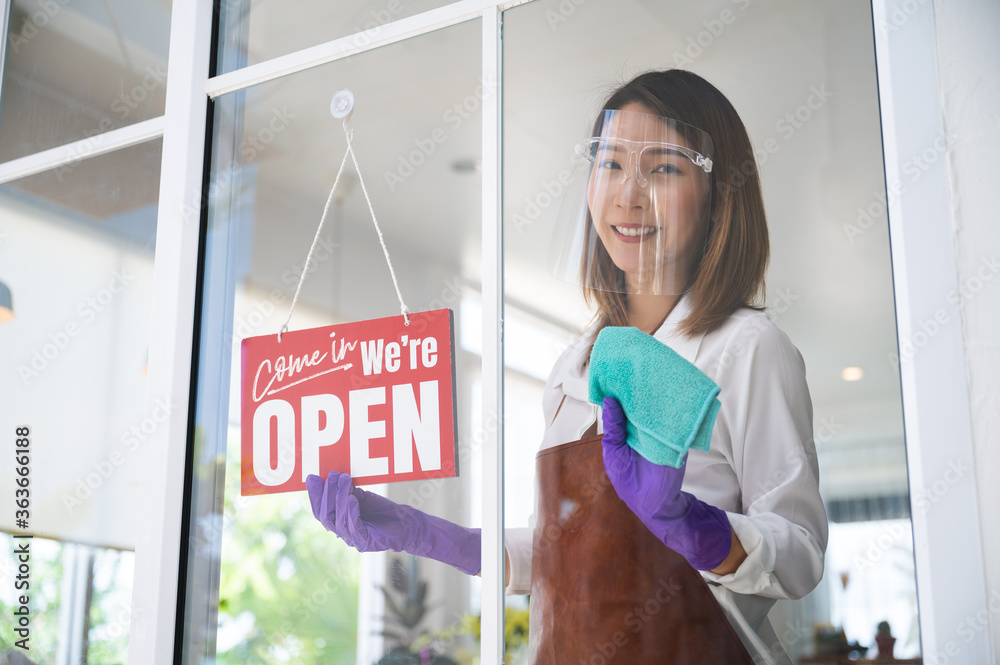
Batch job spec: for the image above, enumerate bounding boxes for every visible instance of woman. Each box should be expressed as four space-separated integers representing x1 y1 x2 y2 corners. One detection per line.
307 69 828 664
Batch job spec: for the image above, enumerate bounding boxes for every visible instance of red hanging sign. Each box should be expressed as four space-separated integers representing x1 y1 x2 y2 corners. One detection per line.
240 309 458 496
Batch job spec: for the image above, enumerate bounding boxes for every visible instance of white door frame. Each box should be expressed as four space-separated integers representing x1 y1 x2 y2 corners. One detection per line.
871 0 990 660
128 1 517 663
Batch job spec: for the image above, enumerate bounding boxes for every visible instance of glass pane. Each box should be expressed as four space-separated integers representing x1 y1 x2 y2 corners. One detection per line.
0 0 171 161
217 0 457 75
0 138 161 662
502 1 917 663
184 20 483 665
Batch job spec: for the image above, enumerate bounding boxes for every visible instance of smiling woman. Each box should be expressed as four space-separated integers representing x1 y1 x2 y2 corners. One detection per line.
497 67 828 665
582 105 713 297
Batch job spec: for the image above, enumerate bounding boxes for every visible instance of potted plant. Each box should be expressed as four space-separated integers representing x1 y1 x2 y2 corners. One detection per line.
875 620 896 660
376 557 459 665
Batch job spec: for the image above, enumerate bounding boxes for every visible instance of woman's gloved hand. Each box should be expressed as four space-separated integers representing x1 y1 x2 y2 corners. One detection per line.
600 396 733 571
306 471 481 575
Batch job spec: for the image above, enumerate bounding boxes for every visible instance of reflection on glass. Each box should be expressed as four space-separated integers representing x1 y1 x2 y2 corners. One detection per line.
0 536 134 662
184 19 483 665
826 518 919 658
216 0 455 75
0 139 161 662
0 0 171 161
502 0 916 663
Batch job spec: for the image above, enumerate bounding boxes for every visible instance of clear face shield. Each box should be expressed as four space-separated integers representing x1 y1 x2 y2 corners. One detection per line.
549 109 715 296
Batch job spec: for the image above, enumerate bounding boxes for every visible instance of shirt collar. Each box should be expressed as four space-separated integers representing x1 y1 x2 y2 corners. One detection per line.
553 291 705 402
651 291 705 363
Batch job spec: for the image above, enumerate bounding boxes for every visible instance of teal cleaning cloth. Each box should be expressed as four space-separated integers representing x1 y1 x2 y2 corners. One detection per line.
588 326 721 467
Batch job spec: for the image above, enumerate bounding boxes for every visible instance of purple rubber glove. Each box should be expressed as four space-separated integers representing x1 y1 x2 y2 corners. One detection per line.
305 471 481 576
601 396 733 571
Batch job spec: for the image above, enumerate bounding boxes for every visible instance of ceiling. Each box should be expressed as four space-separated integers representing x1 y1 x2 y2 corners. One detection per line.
3 0 907 482
231 0 905 454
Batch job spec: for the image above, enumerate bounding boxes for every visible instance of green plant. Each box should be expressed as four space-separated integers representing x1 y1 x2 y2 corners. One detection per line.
215 436 360 665
376 557 458 665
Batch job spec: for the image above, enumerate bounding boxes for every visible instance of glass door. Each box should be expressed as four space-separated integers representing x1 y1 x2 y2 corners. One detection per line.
500 1 920 663
182 16 486 665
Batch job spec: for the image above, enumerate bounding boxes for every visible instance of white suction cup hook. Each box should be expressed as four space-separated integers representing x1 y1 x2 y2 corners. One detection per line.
330 89 355 120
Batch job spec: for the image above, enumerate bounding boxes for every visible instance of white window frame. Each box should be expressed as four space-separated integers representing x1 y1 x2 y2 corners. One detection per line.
871 0 989 660
0 0 987 662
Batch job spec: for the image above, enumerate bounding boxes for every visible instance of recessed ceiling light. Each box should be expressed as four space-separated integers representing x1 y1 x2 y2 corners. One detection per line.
841 366 864 381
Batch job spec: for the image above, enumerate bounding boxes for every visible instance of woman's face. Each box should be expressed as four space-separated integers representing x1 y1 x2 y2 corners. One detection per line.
586 102 712 294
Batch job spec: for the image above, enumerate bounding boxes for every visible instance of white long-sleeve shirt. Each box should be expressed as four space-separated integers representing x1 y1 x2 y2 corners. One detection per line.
504 293 828 664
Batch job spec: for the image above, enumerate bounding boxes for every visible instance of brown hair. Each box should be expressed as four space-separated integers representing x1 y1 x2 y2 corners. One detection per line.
582 69 769 341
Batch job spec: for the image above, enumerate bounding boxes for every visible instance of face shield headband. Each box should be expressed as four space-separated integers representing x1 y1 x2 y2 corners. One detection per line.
549 109 715 296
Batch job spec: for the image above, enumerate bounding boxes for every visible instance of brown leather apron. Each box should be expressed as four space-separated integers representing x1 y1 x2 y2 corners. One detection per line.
526 434 755 665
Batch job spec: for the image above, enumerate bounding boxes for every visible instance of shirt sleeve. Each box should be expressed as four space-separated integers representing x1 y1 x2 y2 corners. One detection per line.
505 527 534 595
503 342 577 596
700 315 828 600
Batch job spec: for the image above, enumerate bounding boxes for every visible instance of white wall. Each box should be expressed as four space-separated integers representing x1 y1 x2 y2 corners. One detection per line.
933 0 1000 658
0 193 155 551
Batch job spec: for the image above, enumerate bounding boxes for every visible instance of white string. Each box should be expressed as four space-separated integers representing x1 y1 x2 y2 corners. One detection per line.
344 126 411 326
278 118 410 342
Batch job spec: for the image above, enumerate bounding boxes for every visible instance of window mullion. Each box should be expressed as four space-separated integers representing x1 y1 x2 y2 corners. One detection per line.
480 6 504 665
126 0 214 662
